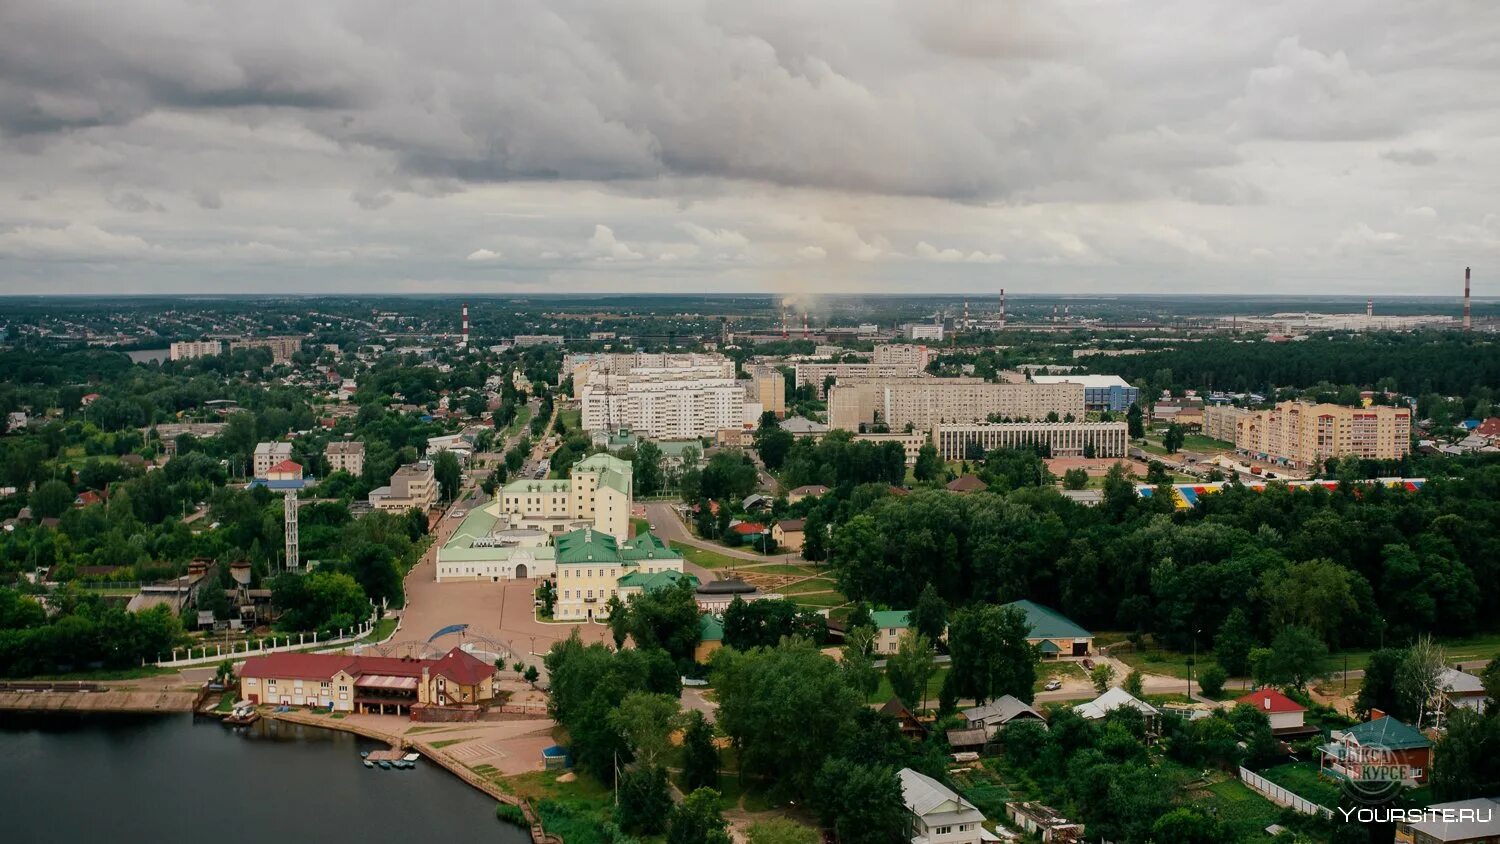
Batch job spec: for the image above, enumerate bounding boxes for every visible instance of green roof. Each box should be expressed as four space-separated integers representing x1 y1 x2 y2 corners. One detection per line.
870 610 911 630
555 528 620 564
1342 716 1431 750
700 614 724 642
619 532 682 563
503 478 571 494
437 506 557 563
442 506 500 550
618 570 698 592
1037 640 1062 653
1004 599 1092 640
574 453 633 495
655 440 702 460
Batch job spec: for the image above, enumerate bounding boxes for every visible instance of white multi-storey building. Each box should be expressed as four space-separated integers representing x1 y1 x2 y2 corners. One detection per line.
931 421 1129 461
169 339 223 361
582 369 747 439
794 364 927 399
565 352 734 398
828 378 1084 432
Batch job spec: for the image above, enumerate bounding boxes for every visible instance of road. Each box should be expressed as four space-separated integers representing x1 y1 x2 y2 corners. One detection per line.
643 501 808 583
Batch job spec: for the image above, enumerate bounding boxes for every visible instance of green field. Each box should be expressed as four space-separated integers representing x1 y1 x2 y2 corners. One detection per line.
1260 761 1342 810
778 577 841 595
791 592 848 609
676 545 746 570
1111 630 1500 681
557 408 581 433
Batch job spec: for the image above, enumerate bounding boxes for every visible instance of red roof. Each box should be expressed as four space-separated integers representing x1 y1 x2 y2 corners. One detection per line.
730 521 766 535
74 490 104 506
1478 417 1500 437
267 459 303 473
1235 689 1306 714
429 647 495 686
240 648 492 686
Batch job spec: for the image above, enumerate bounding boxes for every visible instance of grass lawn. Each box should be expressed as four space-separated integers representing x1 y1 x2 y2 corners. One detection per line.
721 563 818 576
498 770 614 844
791 592 848 609
356 617 398 645
872 665 950 706
503 405 534 439
1182 434 1234 452
1112 630 1500 681
1260 761 1343 809
949 766 1013 821
779 577 841 595
214 690 237 712
430 738 468 749
676 545 746 570
25 664 177 681
630 517 649 537
1034 662 1088 691
1199 778 1288 839
558 408 582 432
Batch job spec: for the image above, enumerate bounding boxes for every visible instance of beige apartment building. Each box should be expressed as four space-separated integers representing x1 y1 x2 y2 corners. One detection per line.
169 339 223 361
852 432 927 464
229 335 303 364
1236 401 1412 468
500 453 632 539
871 343 936 369
794 364 927 398
369 461 438 513
324 440 365 477
827 378 1084 432
931 421 1129 461
252 441 293 477
1203 404 1250 444
743 364 786 417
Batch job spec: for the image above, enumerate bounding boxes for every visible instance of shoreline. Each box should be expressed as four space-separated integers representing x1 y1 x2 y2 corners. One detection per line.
0 687 200 714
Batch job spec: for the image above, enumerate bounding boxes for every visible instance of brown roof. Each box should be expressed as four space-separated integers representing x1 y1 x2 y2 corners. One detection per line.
776 519 806 532
946 475 988 492
789 485 829 495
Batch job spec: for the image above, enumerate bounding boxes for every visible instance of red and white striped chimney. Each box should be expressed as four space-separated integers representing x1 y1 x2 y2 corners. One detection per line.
1464 267 1473 331
461 302 470 347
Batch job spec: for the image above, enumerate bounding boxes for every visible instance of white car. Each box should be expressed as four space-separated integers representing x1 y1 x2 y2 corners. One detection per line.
1044 679 1062 691
450 510 466 519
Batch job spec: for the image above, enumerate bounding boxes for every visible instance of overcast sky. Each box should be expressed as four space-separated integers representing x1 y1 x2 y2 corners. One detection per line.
0 0 1496 297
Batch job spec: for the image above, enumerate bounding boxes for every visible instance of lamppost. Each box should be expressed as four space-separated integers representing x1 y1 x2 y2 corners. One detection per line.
1188 627 1201 698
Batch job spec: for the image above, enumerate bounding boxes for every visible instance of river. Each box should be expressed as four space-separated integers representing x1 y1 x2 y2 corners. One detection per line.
0 713 532 844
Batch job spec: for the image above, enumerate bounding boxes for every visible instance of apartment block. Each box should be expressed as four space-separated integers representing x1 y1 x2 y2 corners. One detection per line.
582 369 747 439
229 335 303 364
253 441 293 477
1202 404 1251 444
827 378 1084 432
931 421 1129 461
324 440 366 477
744 364 786 417
169 339 223 361
794 363 926 399
872 343 936 369
1236 401 1411 468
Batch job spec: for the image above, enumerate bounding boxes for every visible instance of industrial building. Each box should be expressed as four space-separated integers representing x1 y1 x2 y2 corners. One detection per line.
1235 401 1412 468
827 378 1083 432
1029 374 1139 412
931 421 1129 461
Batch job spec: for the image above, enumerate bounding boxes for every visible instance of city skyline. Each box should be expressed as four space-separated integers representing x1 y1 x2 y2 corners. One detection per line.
1 1 1497 295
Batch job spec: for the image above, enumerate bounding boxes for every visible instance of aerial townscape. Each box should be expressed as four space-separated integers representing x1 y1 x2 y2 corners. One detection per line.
3 4 1500 844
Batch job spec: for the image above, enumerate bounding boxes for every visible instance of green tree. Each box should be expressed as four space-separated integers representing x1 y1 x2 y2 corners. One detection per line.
1197 665 1227 698
1396 635 1447 730
909 583 948 643
605 595 629 648
801 508 828 562
943 604 1037 704
841 626 880 701
1163 422 1186 454
433 450 462 502
1213 608 1255 677
1062 467 1089 490
1431 707 1500 801
814 760 905 844
912 443 943 483
626 578 703 663
1150 808 1229 844
633 441 666 497
886 631 935 710
680 709 719 792
1264 626 1328 692
754 420 795 472
609 691 681 766
1126 404 1145 439
1260 558 1360 647
1123 669 1143 698
616 764 672 836
668 788 731 844
29 479 74 519
1090 663 1116 693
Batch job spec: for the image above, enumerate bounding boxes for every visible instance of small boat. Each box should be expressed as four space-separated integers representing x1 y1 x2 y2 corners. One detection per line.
402 752 420 763
360 751 370 758
378 760 392 770
363 760 374 769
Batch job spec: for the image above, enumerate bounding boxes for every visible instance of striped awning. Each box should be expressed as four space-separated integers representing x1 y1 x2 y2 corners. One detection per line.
356 675 419 691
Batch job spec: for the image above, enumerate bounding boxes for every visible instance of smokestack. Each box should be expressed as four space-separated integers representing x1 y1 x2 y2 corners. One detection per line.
1465 267 1473 331
999 288 1006 324
1052 304 1058 323
802 312 809 339
1064 304 1071 321
461 302 470 348
1366 299 1373 318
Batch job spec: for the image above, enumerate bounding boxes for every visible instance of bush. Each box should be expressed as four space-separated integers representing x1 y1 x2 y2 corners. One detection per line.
1198 665 1227 698
495 802 527 827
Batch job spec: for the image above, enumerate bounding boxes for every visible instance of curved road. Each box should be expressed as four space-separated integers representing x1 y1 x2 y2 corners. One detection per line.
642 501 806 584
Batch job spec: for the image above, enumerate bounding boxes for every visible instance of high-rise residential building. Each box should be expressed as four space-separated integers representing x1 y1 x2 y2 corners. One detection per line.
1235 401 1411 468
744 364 786 417
369 461 439 513
827 378 1084 432
169 339 223 361
1202 404 1251 444
564 352 734 398
229 336 303 364
1029 375 1140 412
253 441 293 477
324 440 366 477
872 343 936 369
793 364 927 398
581 366 748 439
931 421 1129 461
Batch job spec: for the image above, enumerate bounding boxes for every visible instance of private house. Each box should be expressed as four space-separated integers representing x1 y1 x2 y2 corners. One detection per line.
871 610 914 655
897 767 998 844
1321 716 1432 786
787 484 829 503
1439 668 1489 713
1394 797 1500 844
772 519 805 552
1074 687 1160 733
880 698 929 740
264 459 303 482
1004 599 1093 657
239 647 498 720
963 695 1046 736
1234 689 1318 738
1006 802 1083 843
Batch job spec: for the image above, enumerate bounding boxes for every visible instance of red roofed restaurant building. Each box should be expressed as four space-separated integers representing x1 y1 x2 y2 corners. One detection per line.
239 647 499 721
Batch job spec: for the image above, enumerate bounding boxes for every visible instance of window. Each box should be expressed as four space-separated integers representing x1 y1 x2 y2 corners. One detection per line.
321 681 330 688
936 827 951 835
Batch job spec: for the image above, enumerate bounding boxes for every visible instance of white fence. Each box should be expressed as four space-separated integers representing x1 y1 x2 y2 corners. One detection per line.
152 621 376 668
1238 767 1334 819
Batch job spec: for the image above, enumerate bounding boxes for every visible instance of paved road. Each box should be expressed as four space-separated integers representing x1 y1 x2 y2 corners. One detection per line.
644 501 803 570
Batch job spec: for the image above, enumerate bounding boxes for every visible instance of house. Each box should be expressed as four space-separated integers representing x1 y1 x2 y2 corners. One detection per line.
772 519 805 552
81 393 101 407
239 647 499 720
74 490 104 508
263 459 304 482
880 698 929 739
1006 802 1083 843
871 610 913 655
963 695 1045 735
742 494 772 512
1004 599 1093 657
787 484 829 503
1074 687 1160 732
1440 667 1489 713
1234 689 1318 738
945 475 988 494
1394 797 1500 843
695 614 725 663
897 767 998 844
253 441 293 477
729 521 769 548
1321 716 1432 786
944 728 989 755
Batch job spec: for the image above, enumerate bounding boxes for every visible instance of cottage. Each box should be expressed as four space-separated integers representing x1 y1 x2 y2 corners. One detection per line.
1439 667 1489 713
1394 797 1500 843
1004 599 1093 657
1321 716 1432 786
1074 687 1160 733
880 697 929 739
945 475 988 494
1233 689 1318 738
963 695 1046 735
897 767 999 844
771 519 805 552
787 484 830 503
871 610 914 655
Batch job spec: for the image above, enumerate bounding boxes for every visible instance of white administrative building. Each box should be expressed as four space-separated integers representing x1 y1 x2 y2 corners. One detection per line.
931 421 1129 461
827 378 1084 431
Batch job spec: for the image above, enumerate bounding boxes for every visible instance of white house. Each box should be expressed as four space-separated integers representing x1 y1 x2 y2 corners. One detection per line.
898 768 1001 844
1440 667 1489 713
1074 687 1160 731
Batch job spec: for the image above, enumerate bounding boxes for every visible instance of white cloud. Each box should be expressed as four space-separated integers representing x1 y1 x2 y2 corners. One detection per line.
916 241 1006 263
796 245 827 261
466 248 503 261
584 224 643 261
678 223 749 249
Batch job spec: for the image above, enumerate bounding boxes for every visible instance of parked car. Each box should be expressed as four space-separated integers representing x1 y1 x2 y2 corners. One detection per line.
1081 658 1095 671
1044 679 1062 691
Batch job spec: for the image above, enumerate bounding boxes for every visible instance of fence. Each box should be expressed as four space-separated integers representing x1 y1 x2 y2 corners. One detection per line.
1238 767 1334 819
152 621 376 668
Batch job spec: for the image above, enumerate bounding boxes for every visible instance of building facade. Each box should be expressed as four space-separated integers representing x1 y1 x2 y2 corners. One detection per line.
582 370 747 439
229 335 303 364
239 648 498 718
931 421 1128 461
794 364 927 398
898 768 992 844
872 343 936 369
369 461 438 513
169 339 223 361
1029 374 1139 412
1202 404 1250 444
324 440 365 477
553 528 685 621
827 378 1085 432
499 452 632 539
253 441 293 477
743 364 786 417
1236 401 1412 468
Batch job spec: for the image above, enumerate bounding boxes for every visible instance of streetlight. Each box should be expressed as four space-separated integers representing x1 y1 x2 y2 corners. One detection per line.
1188 627 1201 699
